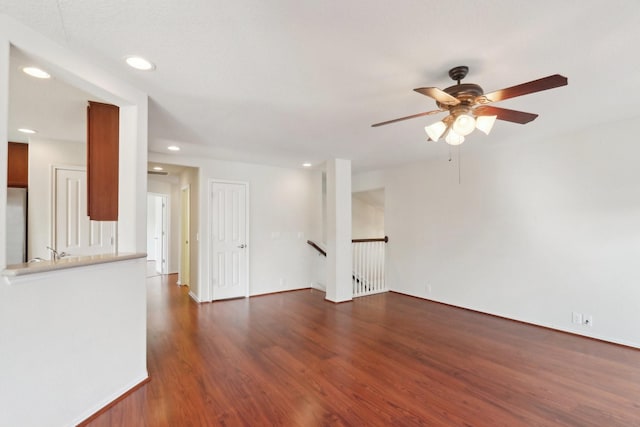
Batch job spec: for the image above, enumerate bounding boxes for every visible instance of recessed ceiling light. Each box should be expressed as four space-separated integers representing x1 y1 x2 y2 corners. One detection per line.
153 166 163 171
23 67 50 79
167 145 180 151
125 56 156 71
302 162 312 167
18 128 37 134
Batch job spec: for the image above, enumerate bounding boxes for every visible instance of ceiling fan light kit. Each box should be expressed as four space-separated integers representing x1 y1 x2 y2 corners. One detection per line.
475 115 498 135
452 113 476 136
374 65 568 146
424 120 448 141
445 130 465 146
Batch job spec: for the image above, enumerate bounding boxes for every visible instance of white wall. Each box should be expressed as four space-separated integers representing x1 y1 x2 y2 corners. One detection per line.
0 40 8 268
352 196 384 239
28 137 85 259
1 15 148 427
146 194 157 259
149 153 323 301
200 161 321 299
0 259 147 426
246 165 322 297
353 116 640 348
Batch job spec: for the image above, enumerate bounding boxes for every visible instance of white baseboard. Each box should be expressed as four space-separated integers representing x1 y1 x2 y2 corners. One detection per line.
311 282 326 291
188 290 201 303
73 372 149 426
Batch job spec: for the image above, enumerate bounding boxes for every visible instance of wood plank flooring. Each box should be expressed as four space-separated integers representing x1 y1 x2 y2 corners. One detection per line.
83 274 640 426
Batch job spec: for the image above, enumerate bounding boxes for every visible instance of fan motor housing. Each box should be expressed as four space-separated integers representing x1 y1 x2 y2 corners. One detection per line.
438 83 484 108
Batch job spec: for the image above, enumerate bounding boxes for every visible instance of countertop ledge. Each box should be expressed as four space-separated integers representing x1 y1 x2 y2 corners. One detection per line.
2 253 147 277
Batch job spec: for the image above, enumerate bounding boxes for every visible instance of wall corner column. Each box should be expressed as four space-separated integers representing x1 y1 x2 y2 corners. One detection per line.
0 38 9 268
325 158 352 303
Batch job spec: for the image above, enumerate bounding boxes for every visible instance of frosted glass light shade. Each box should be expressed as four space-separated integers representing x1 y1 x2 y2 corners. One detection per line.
476 115 498 135
424 121 447 141
452 114 476 136
445 130 464 146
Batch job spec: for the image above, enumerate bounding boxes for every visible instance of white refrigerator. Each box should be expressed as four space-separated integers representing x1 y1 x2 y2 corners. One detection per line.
6 187 27 265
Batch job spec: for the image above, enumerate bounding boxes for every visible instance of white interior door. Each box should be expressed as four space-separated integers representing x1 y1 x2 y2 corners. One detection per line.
146 193 168 274
210 181 248 300
55 167 116 256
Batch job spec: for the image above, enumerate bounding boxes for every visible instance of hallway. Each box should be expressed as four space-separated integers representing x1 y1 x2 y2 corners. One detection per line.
82 275 640 426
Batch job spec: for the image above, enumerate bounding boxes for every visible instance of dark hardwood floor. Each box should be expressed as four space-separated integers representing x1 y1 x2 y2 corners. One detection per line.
83 274 640 426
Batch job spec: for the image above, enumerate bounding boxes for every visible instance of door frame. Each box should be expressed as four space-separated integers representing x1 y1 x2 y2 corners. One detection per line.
208 179 250 301
178 185 190 286
147 192 169 275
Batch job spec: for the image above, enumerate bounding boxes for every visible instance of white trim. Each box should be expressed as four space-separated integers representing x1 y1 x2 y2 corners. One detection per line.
188 290 201 303
3 256 146 285
392 290 640 350
311 282 326 291
72 372 149 426
178 185 190 286
208 179 250 301
251 285 311 297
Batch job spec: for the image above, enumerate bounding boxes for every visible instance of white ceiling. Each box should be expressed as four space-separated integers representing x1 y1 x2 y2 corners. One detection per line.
8 47 96 144
3 1 640 172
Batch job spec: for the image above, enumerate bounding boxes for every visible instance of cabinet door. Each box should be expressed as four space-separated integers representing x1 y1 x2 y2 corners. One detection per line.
7 142 28 188
87 101 119 221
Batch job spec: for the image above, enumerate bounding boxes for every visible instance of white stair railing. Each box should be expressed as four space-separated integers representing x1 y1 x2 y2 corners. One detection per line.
352 236 388 297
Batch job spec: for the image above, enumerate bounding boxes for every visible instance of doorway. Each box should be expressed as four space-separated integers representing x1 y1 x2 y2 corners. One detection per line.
146 193 168 275
352 188 385 239
209 180 249 300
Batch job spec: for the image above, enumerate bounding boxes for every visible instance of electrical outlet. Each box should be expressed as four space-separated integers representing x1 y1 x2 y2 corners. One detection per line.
583 315 593 327
572 312 583 324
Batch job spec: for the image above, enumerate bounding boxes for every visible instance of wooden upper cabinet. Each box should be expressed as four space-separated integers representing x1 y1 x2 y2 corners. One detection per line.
7 142 29 188
87 101 119 221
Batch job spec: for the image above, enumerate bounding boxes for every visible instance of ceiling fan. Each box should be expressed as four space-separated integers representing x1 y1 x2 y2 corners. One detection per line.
372 66 568 145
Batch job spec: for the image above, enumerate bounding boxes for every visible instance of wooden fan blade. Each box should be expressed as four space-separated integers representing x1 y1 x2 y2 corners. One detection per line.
413 87 460 106
483 74 567 103
371 109 443 127
475 106 538 124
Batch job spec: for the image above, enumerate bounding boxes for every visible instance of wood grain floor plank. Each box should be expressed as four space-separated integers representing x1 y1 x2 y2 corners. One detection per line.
81 275 640 426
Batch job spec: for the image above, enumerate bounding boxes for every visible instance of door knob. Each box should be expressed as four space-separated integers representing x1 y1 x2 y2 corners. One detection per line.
238 244 246 249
